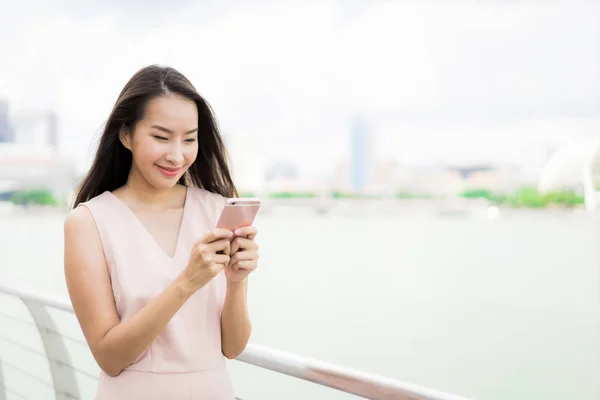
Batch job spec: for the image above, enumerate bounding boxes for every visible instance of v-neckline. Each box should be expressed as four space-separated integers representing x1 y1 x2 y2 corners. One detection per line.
107 187 190 261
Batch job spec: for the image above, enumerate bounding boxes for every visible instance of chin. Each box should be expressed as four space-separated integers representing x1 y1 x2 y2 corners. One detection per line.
157 177 182 189
146 174 182 190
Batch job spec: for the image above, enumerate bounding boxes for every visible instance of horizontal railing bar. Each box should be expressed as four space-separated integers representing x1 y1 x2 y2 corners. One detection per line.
0 284 475 400
1 359 81 399
0 334 97 380
237 344 471 400
2 358 54 388
0 332 52 357
0 284 74 313
0 382 32 400
0 311 88 346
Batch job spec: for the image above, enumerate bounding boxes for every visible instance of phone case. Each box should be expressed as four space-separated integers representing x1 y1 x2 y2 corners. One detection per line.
216 201 260 231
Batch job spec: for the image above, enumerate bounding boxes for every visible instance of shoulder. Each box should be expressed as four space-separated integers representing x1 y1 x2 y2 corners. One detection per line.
63 206 105 260
64 205 97 235
64 192 111 233
64 200 112 268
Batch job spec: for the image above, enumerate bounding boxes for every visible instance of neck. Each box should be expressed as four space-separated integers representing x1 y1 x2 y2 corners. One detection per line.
122 167 182 209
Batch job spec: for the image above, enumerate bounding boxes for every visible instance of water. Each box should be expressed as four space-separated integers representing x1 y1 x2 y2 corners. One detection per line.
1 207 599 400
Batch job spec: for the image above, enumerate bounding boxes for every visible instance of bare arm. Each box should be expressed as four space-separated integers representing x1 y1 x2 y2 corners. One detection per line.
220 279 252 358
220 227 258 359
64 207 231 376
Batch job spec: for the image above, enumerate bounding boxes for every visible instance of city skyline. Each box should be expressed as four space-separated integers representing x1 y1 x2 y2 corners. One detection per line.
0 106 595 196
1 102 595 178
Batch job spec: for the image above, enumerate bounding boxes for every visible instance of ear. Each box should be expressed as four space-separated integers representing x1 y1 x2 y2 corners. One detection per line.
119 125 132 150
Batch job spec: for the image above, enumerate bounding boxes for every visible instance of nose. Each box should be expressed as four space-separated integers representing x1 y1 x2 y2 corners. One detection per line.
164 143 185 165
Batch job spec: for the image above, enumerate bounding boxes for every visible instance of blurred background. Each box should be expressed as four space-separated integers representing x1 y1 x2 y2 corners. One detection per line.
0 0 599 399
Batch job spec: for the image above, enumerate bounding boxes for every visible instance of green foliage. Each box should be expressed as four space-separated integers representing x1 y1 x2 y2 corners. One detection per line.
460 187 584 208
10 190 57 206
331 191 386 199
511 187 584 208
542 190 584 206
460 189 505 203
461 189 492 200
332 191 362 199
268 191 318 199
508 187 546 208
395 190 435 199
253 188 584 208
5 187 584 209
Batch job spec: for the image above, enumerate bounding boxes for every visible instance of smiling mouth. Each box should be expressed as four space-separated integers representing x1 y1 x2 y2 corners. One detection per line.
156 165 182 176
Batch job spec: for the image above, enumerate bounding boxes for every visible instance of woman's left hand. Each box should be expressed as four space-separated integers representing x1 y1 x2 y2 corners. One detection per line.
225 226 259 283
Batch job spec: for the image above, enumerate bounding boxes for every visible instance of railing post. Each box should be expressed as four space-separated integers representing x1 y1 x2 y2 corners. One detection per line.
23 300 81 400
0 359 6 400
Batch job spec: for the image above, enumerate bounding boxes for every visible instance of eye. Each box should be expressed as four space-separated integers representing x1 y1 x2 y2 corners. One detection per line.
153 135 168 141
185 138 197 143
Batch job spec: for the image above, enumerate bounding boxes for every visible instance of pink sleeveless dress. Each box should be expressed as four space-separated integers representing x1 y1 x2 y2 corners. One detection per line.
79 186 235 400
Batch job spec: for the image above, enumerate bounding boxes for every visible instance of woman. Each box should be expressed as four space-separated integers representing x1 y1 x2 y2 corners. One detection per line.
64 65 258 399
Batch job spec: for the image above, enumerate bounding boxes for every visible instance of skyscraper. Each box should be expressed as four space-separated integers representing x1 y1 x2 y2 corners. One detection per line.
350 116 372 193
47 111 59 150
0 101 14 143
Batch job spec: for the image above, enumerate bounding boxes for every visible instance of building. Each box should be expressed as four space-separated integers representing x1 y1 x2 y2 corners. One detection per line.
0 143 78 200
11 110 58 148
349 116 373 193
0 101 15 143
47 111 59 150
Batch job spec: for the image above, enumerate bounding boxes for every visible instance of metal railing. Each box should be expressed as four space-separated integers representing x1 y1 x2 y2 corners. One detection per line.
0 283 473 400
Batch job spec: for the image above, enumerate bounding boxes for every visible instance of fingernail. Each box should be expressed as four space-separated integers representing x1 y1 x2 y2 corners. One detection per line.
234 229 241 235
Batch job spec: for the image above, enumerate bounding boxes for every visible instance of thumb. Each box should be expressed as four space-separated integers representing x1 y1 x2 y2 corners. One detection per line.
230 239 240 255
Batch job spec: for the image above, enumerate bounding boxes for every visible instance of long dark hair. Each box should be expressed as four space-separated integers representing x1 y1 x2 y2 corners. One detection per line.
73 65 237 208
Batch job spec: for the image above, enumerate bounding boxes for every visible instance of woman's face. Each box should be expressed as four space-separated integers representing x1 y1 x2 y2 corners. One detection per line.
121 94 199 190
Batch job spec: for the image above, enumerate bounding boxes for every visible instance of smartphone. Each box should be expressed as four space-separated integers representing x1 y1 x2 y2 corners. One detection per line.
216 198 261 233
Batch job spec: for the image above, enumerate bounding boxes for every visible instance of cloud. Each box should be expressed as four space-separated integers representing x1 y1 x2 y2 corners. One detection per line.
0 0 598 169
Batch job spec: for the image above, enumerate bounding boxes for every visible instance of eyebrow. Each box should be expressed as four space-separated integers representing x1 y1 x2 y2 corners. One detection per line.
151 124 198 135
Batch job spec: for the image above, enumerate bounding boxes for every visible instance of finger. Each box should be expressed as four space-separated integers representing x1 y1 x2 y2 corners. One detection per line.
234 226 257 240
230 238 240 255
212 254 230 265
231 260 257 272
231 237 257 252
201 229 233 244
209 262 227 274
208 239 231 254
230 250 259 265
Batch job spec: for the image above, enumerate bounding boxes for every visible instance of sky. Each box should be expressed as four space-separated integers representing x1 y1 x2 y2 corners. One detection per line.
0 0 599 172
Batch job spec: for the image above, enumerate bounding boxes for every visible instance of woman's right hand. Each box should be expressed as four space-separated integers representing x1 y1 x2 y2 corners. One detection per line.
178 228 233 295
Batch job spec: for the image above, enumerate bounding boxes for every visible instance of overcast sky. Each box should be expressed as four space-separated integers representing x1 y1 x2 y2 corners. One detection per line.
0 0 598 170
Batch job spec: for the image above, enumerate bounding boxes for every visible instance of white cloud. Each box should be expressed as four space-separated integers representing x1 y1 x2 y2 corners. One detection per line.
0 0 598 171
